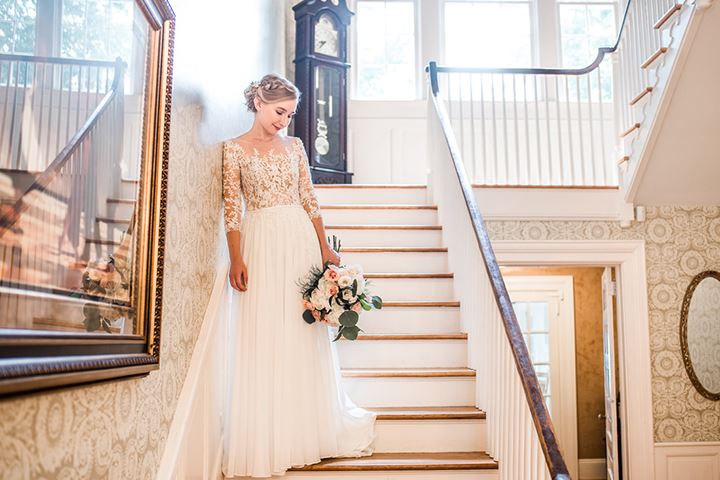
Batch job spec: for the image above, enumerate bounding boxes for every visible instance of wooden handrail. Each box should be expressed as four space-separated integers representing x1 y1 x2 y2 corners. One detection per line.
0 57 125 235
427 60 571 480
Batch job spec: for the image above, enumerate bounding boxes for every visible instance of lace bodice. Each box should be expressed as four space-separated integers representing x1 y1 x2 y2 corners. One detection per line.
223 136 321 232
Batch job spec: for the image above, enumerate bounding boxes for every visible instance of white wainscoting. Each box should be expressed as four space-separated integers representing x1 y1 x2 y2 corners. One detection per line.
348 100 429 184
654 442 720 480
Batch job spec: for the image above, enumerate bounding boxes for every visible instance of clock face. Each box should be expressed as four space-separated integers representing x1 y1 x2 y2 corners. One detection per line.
314 14 339 58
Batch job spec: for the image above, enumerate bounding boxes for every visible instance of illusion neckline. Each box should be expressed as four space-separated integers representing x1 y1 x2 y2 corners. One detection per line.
234 138 295 159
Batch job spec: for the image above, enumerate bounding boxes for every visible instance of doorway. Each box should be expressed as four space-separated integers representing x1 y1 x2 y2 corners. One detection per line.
503 268 621 480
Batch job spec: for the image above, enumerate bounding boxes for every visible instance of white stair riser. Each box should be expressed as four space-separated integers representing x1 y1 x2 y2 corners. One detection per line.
341 252 447 274
120 181 139 198
342 376 475 407
284 471 499 479
338 340 467 369
359 307 462 334
366 277 454 302
321 209 437 226
315 188 429 205
325 228 443 247
374 419 486 453
106 202 135 219
96 222 128 240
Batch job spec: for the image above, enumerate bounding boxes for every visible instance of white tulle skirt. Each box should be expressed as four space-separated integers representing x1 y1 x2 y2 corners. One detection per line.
222 204 376 478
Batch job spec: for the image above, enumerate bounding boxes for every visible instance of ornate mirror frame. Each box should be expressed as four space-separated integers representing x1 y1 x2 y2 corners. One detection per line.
0 0 175 397
680 270 720 401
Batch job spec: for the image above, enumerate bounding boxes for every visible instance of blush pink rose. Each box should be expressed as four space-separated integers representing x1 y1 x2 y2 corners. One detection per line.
312 310 321 321
352 303 362 313
329 285 339 296
324 267 339 281
303 300 313 310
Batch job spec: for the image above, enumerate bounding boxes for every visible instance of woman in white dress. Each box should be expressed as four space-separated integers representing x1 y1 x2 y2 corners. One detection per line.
221 74 376 478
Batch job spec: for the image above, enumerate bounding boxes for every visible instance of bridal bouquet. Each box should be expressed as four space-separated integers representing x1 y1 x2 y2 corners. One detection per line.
299 235 383 341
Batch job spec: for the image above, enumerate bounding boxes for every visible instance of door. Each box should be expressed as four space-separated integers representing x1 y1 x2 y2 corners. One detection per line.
505 275 578 480
602 267 621 480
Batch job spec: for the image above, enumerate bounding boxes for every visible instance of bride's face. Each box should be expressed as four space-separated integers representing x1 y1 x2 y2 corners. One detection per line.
255 98 298 134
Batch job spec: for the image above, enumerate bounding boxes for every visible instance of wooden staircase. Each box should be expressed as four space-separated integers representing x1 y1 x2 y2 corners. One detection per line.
282 184 499 478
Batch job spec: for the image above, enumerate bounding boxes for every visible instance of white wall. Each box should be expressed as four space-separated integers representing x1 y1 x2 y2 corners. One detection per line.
655 443 720 480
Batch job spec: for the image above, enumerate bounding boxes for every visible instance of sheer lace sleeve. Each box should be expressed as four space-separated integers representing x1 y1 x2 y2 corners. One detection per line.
294 137 321 220
222 141 244 233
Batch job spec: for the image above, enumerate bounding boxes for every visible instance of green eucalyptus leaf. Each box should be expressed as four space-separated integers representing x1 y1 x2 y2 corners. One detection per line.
339 310 359 327
372 296 383 309
342 325 360 340
333 327 344 342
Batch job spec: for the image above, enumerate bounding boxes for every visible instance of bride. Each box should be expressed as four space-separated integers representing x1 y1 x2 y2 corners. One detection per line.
221 74 376 478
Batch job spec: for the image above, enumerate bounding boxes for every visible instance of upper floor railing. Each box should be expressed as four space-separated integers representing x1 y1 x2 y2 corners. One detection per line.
428 0 681 188
0 54 123 172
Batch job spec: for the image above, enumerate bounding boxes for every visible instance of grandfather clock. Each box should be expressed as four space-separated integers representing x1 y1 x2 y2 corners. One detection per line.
293 0 353 184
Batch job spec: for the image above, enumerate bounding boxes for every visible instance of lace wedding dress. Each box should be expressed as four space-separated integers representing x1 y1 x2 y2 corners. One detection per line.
221 136 376 478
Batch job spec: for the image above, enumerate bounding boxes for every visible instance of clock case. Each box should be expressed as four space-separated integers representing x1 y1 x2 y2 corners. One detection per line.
293 0 354 184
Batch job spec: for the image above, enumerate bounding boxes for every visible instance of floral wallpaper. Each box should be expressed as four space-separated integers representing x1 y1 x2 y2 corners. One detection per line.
486 206 720 442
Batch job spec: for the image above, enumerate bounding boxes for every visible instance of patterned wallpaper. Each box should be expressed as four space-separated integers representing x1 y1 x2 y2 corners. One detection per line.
486 206 720 442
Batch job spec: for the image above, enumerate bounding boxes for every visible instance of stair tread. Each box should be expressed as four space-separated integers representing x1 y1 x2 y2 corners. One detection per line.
372 406 486 420
365 273 453 278
342 367 475 378
343 247 447 253
351 333 467 341
107 198 136 204
95 216 131 224
290 451 497 471
326 225 441 230
321 204 437 209
315 184 427 189
384 301 460 307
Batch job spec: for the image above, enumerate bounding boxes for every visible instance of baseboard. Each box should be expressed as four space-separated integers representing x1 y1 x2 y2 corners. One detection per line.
654 442 720 480
579 458 606 479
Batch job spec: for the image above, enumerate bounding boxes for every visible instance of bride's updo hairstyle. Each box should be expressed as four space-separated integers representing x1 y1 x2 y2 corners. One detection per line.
244 74 301 112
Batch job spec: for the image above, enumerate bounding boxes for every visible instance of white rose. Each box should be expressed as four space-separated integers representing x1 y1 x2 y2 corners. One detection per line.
310 288 328 310
338 275 352 288
325 308 342 327
341 289 357 303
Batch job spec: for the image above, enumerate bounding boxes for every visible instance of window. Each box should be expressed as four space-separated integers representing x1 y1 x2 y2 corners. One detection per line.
444 0 533 67
61 0 135 62
354 0 416 100
0 0 36 54
514 301 552 410
559 0 616 100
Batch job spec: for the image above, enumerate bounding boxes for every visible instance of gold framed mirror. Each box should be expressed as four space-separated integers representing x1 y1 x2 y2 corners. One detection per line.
680 270 720 401
0 0 174 396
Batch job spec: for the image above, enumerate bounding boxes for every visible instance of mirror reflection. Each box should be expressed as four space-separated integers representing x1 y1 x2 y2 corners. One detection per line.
0 0 149 334
686 274 720 396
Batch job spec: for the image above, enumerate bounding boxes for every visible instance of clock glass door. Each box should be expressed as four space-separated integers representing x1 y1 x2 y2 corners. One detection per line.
313 65 342 170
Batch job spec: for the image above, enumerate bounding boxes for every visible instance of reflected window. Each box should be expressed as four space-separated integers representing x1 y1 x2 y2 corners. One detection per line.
513 301 552 412
0 0 36 55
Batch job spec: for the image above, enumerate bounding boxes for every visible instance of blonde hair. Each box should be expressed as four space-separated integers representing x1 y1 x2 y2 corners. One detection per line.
244 74 301 112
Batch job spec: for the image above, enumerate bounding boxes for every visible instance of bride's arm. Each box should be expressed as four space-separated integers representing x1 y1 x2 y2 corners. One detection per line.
223 141 249 291
295 138 340 266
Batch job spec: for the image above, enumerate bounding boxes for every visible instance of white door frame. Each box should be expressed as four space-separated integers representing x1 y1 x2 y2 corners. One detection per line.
505 275 579 480
493 239 654 480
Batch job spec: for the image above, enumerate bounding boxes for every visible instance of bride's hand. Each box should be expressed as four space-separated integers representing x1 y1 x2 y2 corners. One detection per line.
322 246 341 267
229 260 248 292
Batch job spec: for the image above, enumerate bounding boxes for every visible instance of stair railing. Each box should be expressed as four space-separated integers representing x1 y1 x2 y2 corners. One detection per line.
0 57 125 293
432 0 688 187
427 67 569 480
0 54 121 171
